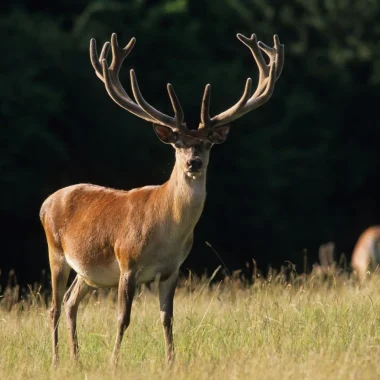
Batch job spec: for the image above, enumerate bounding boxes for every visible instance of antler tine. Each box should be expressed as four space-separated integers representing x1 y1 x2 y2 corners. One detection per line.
200 84 212 126
201 33 284 129
91 33 187 129
258 34 284 81
106 34 136 102
90 38 107 82
238 34 267 73
200 79 252 128
109 33 135 74
99 42 111 62
167 83 184 126
101 60 157 123
130 70 183 129
244 61 276 111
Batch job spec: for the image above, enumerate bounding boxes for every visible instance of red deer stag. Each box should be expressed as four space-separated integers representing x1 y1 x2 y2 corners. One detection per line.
40 32 284 366
351 226 380 281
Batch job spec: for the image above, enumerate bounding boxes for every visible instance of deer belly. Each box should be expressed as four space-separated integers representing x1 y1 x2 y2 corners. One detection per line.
65 255 120 288
135 250 188 284
135 263 176 284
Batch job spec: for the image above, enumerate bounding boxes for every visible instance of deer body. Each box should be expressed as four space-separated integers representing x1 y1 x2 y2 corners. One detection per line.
41 31 284 366
41 163 206 288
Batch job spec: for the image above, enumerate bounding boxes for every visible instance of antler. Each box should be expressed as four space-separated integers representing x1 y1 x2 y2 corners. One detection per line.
199 33 284 129
90 33 185 130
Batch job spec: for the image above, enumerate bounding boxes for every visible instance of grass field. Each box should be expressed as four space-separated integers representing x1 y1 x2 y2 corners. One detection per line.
1 270 380 379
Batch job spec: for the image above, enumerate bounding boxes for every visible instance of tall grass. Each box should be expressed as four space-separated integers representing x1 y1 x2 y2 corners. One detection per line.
1 270 380 379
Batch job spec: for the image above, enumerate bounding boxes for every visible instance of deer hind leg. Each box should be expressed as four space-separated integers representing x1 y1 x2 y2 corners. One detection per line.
63 275 90 360
49 250 71 367
111 270 136 365
159 271 178 364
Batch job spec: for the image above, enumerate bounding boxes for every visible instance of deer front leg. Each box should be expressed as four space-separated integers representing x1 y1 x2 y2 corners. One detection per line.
63 275 90 360
112 270 136 365
159 271 178 364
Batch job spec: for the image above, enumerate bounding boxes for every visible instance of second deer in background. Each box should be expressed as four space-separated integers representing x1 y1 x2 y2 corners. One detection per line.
351 226 380 281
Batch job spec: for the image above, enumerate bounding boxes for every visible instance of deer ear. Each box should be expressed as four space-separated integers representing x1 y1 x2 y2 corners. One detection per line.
208 126 230 144
153 124 178 144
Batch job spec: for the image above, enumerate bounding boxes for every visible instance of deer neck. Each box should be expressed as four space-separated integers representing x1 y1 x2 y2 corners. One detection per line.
164 157 207 226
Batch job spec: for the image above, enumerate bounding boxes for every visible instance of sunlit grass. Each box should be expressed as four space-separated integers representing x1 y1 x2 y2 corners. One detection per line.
1 271 380 379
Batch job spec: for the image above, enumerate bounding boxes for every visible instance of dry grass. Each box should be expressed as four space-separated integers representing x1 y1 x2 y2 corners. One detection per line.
1 270 380 379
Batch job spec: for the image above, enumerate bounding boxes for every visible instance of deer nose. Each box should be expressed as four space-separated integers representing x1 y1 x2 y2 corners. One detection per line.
187 157 202 171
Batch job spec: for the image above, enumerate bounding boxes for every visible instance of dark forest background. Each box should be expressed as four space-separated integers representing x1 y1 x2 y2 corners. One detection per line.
1 0 380 287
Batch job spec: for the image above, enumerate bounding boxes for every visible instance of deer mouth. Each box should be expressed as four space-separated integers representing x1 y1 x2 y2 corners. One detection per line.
186 170 202 179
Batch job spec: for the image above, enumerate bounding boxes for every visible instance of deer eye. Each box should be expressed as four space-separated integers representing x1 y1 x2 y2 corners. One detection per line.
174 141 184 148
